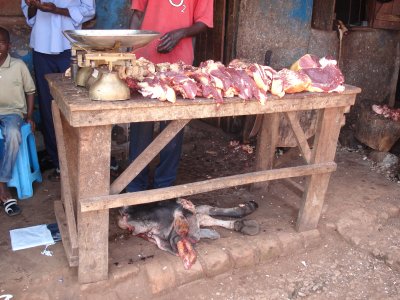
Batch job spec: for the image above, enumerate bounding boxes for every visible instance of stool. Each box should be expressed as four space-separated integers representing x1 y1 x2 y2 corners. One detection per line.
0 123 42 199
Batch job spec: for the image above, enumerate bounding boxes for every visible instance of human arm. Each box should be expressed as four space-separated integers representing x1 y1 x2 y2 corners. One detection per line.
35 2 71 17
24 93 35 132
20 61 36 131
21 0 38 25
157 22 208 54
23 0 39 19
22 0 95 26
26 0 70 17
22 0 70 18
130 10 144 30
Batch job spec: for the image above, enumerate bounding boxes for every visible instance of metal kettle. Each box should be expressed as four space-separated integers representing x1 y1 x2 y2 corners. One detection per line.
88 71 130 101
75 66 93 87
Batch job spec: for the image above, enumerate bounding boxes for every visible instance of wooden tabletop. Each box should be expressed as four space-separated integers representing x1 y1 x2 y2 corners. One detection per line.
46 73 362 127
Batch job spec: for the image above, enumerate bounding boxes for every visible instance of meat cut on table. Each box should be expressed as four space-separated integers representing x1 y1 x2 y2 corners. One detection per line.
115 54 346 103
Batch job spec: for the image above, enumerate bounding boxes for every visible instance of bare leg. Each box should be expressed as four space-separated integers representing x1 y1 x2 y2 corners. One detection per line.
0 182 21 216
0 182 11 202
195 201 258 218
197 214 260 236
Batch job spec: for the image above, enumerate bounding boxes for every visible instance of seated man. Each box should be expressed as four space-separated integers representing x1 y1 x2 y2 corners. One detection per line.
0 26 36 216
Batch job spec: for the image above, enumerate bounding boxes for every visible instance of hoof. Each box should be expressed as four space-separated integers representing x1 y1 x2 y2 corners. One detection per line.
245 200 258 212
234 219 260 236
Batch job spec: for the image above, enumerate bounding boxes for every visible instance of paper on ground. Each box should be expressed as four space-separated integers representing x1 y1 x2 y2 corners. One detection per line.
10 224 54 251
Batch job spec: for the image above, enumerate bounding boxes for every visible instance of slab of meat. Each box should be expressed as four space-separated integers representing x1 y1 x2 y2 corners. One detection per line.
120 54 346 103
160 71 198 100
277 68 311 94
116 57 156 81
291 54 345 93
372 104 400 121
290 54 320 70
190 71 224 103
137 76 176 103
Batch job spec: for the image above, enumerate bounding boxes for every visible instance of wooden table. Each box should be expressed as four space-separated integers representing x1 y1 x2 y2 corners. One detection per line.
46 73 361 284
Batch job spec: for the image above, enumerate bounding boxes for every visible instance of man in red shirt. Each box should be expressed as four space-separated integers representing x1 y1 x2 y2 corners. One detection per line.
127 0 213 193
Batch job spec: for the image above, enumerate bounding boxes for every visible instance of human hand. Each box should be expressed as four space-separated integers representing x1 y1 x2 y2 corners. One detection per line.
37 2 57 13
25 0 40 8
157 29 186 53
24 117 36 132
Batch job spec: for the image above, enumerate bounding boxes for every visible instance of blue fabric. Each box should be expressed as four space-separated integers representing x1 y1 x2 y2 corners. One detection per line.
33 50 71 169
0 114 23 182
7 123 42 199
127 121 184 192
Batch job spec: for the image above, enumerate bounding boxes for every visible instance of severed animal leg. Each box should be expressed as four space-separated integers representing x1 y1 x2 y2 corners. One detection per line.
233 219 260 236
196 200 258 218
199 228 220 239
197 214 260 236
177 238 197 270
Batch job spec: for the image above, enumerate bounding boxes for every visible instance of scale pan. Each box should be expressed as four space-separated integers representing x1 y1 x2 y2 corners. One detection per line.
63 29 160 50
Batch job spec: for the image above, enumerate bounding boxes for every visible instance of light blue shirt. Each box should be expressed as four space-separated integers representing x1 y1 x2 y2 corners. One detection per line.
21 0 96 54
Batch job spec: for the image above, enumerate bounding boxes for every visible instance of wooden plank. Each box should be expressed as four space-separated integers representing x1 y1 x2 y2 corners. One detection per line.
51 101 78 251
371 0 400 30
296 107 345 232
224 0 241 64
66 96 357 127
389 42 400 108
81 162 337 212
46 74 360 127
277 111 317 147
54 200 78 267
60 113 79 204
284 112 312 163
111 119 190 194
311 0 336 31
76 125 112 283
251 113 280 191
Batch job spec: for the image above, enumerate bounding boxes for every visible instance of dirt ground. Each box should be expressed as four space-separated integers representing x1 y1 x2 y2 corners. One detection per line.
1 119 400 300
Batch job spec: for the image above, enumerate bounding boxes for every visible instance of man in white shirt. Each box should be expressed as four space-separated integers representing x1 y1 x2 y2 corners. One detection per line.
21 0 95 181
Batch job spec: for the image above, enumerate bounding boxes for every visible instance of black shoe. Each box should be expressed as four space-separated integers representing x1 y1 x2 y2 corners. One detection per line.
38 150 55 172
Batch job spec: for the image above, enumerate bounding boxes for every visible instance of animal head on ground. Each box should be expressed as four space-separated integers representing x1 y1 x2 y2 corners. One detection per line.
117 198 260 270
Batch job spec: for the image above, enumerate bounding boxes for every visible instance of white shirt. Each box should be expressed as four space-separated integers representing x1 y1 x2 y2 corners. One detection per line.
21 0 96 54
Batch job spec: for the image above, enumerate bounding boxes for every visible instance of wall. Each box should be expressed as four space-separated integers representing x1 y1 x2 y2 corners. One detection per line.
341 29 399 102
236 0 314 69
235 0 400 105
93 0 131 29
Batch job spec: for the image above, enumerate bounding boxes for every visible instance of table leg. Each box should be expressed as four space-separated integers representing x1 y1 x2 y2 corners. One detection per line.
296 107 345 232
251 113 280 191
52 101 79 266
76 125 112 283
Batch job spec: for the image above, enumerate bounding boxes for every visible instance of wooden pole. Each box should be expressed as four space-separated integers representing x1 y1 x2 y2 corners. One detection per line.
81 162 337 212
388 42 400 108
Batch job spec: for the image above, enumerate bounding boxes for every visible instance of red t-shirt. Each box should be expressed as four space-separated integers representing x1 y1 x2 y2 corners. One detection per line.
132 0 213 65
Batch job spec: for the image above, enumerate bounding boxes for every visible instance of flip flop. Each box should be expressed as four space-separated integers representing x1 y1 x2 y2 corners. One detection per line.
3 199 21 216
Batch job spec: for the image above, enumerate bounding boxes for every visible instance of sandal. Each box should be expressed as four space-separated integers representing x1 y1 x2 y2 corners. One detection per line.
3 199 21 216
